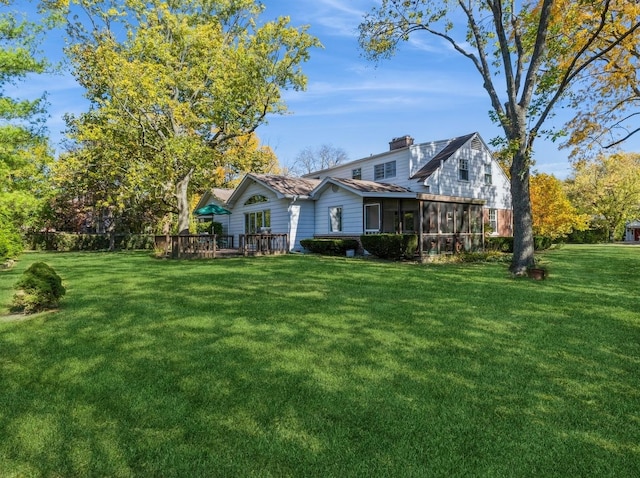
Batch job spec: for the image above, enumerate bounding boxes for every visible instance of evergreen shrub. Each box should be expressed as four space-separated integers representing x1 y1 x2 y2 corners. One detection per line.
300 238 359 255
360 234 418 260
11 262 66 314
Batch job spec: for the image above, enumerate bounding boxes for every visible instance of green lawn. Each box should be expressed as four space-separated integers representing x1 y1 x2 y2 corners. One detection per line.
0 245 638 477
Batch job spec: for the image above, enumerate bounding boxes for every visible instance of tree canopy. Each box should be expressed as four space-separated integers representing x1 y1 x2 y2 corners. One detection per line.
565 152 640 240
63 0 320 234
359 0 640 274
0 2 53 260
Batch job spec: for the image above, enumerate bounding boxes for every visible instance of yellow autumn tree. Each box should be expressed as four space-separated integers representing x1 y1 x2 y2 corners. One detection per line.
556 1 640 156
212 132 280 188
530 173 588 240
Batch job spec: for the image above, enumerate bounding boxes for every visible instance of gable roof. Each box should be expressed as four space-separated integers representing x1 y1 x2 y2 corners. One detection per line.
410 132 477 181
226 173 320 206
251 174 320 197
195 187 235 210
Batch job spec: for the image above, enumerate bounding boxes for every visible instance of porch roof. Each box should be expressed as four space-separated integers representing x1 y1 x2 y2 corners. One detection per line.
314 177 416 198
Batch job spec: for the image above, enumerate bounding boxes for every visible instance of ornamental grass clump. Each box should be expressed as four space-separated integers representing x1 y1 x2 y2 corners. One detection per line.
11 262 65 314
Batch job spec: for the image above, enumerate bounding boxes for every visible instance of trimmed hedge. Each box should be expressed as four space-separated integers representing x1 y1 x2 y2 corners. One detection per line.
300 238 359 256
26 233 155 251
566 228 608 244
360 234 418 260
484 236 552 253
11 262 66 314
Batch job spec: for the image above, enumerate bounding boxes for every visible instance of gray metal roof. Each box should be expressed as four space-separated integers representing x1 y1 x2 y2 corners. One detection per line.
410 133 476 181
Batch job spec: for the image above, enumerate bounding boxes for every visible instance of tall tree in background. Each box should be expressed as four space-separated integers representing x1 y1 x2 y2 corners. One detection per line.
359 0 640 274
562 12 640 156
565 152 640 240
0 1 53 259
290 144 348 176
529 173 587 240
64 0 320 234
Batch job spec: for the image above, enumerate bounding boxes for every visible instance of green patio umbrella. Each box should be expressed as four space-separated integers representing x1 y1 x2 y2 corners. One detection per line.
194 204 231 216
195 203 232 237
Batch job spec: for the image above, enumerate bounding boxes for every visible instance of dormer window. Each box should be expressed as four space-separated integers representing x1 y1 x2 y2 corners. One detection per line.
458 158 469 181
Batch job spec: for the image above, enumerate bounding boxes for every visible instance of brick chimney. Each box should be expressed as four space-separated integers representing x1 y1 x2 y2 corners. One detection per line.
389 135 414 151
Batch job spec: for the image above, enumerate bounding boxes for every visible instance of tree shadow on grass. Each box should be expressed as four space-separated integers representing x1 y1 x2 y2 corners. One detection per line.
0 250 638 476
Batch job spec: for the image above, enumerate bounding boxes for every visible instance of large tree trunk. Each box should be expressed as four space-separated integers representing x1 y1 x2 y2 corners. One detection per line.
510 152 535 275
176 169 193 235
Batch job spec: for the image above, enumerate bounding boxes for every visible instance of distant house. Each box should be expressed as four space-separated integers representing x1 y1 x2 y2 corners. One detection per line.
625 220 640 242
198 132 513 255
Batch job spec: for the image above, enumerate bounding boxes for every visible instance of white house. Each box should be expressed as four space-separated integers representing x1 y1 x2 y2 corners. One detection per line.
625 220 640 242
199 132 513 254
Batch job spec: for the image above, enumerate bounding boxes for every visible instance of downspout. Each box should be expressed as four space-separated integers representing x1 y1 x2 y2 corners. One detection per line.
288 195 299 252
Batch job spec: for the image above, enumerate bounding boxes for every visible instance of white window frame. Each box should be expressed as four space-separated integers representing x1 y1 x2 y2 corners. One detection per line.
484 163 492 185
329 206 343 233
364 203 381 233
489 209 498 234
459 158 469 181
352 168 362 180
374 160 396 180
245 209 271 234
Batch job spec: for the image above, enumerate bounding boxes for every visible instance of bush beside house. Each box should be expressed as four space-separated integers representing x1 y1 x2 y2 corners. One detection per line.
300 238 360 256
360 234 418 261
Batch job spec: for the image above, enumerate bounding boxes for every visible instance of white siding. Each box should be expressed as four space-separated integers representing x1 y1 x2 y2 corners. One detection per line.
289 199 315 251
227 182 282 246
314 187 363 235
227 182 316 251
309 149 410 186
305 136 510 210
423 146 511 209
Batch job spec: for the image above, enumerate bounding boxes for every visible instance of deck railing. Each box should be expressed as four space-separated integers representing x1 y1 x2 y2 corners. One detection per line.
166 235 217 259
239 233 288 256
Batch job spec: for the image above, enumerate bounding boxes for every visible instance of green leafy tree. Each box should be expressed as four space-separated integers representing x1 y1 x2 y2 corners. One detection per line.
565 152 640 240
359 0 640 274
0 1 54 260
63 0 320 234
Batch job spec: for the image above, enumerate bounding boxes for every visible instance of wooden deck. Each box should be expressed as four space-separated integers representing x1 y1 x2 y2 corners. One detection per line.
157 234 288 259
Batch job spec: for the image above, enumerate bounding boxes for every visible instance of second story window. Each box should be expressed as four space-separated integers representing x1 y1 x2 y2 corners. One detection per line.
459 158 469 181
484 163 492 185
374 160 396 181
352 168 362 180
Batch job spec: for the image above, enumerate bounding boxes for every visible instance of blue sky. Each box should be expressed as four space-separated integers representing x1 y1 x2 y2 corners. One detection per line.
16 0 640 179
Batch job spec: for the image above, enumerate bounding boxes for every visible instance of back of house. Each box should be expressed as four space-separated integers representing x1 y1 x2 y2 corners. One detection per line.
199 132 513 255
